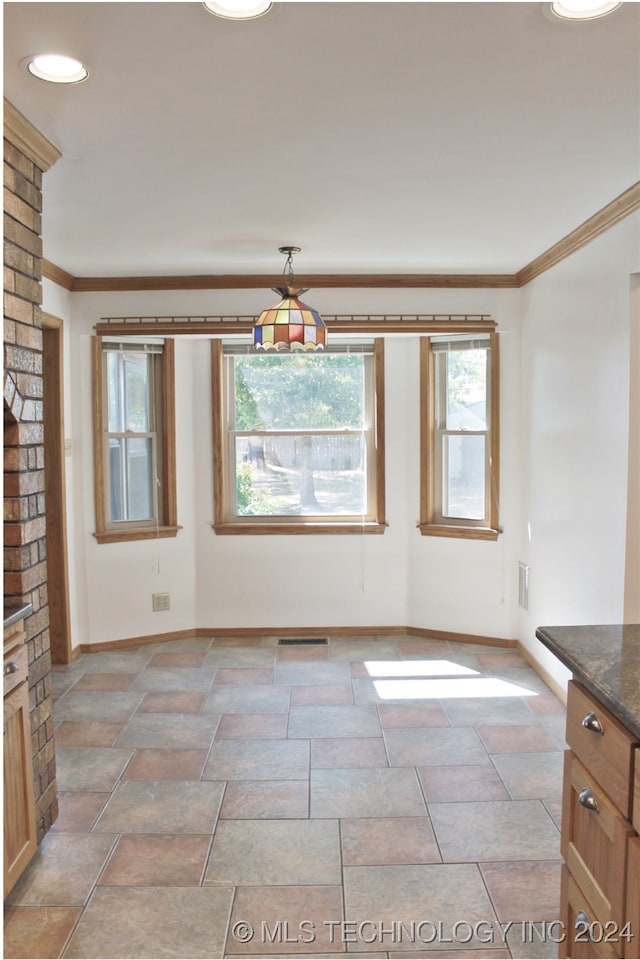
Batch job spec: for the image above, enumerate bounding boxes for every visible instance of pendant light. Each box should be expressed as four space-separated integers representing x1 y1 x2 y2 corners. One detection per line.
253 246 327 352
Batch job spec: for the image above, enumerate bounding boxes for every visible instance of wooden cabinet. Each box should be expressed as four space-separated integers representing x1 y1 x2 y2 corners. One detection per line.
561 751 634 930
560 867 619 960
566 680 636 818
626 836 640 956
3 619 37 897
560 681 639 959
633 748 640 834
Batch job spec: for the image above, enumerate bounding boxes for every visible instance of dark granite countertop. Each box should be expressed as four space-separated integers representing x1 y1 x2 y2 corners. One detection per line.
536 623 640 741
3 603 33 631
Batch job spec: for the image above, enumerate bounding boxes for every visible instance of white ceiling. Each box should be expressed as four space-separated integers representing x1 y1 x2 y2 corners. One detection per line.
3 1 640 278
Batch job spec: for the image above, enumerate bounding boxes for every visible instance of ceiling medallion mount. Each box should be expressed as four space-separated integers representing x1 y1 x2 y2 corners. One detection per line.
253 246 327 352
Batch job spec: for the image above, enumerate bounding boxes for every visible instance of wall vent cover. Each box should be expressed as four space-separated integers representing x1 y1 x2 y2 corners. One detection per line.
278 637 329 646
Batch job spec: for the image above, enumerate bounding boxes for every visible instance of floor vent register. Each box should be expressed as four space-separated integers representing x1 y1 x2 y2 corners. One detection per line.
278 637 329 646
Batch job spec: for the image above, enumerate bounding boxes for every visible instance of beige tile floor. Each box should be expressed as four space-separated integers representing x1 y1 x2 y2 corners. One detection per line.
4 634 568 960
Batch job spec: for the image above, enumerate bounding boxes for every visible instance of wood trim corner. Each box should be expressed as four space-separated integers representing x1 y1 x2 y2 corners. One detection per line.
3 99 62 172
516 180 640 286
43 260 75 290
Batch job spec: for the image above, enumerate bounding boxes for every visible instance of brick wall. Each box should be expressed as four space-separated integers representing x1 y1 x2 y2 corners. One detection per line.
4 114 59 840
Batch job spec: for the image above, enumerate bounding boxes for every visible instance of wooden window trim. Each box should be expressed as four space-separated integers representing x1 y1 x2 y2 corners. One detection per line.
92 336 178 543
419 332 500 540
211 338 387 535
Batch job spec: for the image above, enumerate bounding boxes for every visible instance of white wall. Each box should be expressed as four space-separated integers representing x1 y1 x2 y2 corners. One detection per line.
406 289 522 641
73 309 198 645
518 213 640 690
624 274 640 623
45 227 639 663
192 330 414 632
49 286 522 647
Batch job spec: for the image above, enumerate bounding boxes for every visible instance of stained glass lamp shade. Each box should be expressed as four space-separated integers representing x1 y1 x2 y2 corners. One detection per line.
253 285 327 352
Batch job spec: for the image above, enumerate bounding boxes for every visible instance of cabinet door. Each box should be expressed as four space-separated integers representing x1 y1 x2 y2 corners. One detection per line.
633 747 640 834
560 867 620 960
4 682 37 895
561 751 634 931
625 837 640 960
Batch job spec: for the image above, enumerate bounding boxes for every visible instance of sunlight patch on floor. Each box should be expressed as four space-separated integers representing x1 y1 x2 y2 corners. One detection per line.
363 660 479 678
372 676 539 700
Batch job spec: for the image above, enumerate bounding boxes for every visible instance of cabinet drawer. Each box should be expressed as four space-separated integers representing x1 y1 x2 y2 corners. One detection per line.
560 866 620 959
561 751 633 931
566 681 636 818
3 641 28 698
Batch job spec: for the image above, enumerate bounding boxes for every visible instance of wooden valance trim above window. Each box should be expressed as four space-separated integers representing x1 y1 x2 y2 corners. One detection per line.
96 315 496 337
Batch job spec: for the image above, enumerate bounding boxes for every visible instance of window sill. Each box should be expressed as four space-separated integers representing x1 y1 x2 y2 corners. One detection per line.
94 525 181 544
213 521 387 536
418 523 500 541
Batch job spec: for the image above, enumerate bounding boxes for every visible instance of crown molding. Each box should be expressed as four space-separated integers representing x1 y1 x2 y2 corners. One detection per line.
42 181 640 293
65 272 518 292
516 180 640 286
42 260 75 290
3 99 61 172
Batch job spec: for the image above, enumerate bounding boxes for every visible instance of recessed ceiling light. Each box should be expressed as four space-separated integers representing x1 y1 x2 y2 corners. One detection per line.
26 54 88 84
548 0 622 20
202 0 272 20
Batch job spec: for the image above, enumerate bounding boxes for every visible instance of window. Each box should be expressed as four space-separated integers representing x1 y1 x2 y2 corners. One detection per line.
420 333 500 539
92 337 178 543
211 339 386 533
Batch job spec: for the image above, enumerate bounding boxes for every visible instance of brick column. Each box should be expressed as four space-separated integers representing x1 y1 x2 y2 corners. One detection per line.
4 100 61 840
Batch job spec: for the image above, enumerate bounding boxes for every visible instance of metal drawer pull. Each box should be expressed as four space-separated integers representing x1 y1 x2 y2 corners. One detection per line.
578 787 599 813
582 711 604 735
3 661 19 676
576 911 591 930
